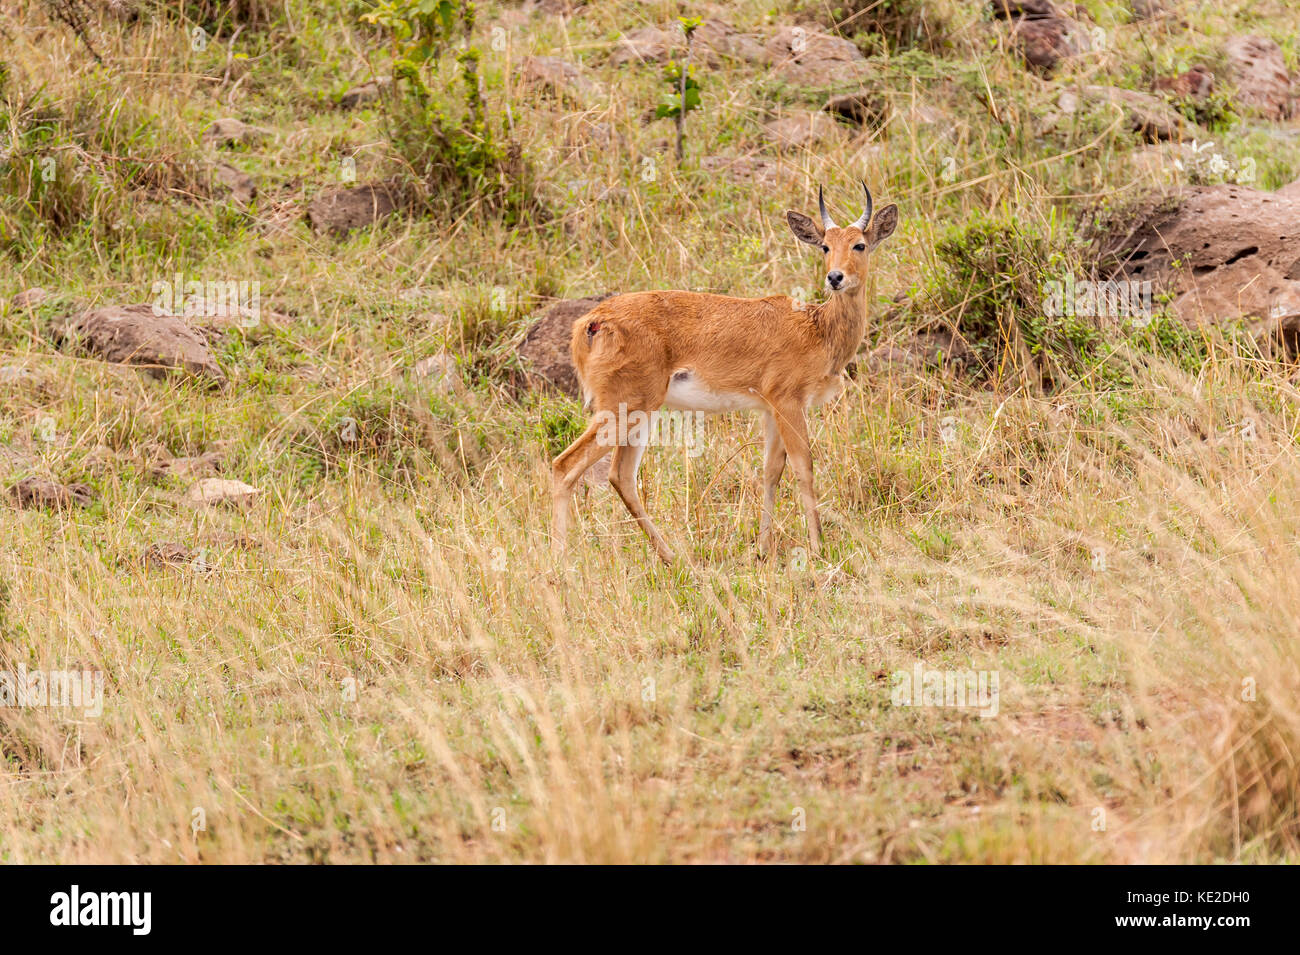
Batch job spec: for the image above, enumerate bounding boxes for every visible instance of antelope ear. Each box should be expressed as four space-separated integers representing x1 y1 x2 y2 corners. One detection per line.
786 211 825 247
867 204 898 250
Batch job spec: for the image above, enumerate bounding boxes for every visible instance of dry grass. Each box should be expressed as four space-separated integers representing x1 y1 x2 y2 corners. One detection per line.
0 0 1298 862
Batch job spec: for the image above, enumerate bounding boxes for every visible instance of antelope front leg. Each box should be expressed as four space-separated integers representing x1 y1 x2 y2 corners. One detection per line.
609 437 676 564
551 420 611 555
757 412 786 557
771 404 822 557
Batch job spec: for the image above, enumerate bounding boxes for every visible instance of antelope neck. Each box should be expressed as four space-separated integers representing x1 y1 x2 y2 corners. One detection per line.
812 285 869 373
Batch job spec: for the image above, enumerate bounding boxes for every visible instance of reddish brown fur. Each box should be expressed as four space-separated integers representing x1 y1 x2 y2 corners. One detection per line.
551 190 899 563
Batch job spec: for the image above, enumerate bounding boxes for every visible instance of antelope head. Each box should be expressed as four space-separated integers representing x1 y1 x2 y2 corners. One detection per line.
786 182 898 293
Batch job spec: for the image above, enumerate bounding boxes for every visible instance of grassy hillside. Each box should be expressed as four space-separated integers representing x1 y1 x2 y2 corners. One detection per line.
1 0 1298 862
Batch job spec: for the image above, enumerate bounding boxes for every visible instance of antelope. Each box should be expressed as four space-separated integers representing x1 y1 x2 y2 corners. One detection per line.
551 182 898 563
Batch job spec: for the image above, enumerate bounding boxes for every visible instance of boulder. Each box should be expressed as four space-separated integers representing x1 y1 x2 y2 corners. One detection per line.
823 92 888 128
60 304 226 384
862 344 924 374
609 26 674 67
202 117 271 148
692 19 765 64
11 287 47 309
863 327 970 374
339 78 391 110
1081 85 1190 142
516 56 592 97
762 111 846 151
151 451 223 481
610 20 763 68
763 26 872 89
306 181 409 236
1098 184 1300 354
518 295 613 397
185 478 259 507
1224 35 1293 121
1008 16 1089 72
9 477 94 510
1153 65 1215 102
211 161 257 204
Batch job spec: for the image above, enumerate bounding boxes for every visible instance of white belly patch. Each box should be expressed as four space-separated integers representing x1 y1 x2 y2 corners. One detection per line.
662 369 767 414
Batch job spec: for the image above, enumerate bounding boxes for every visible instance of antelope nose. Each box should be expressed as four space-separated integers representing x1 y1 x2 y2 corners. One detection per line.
827 271 844 289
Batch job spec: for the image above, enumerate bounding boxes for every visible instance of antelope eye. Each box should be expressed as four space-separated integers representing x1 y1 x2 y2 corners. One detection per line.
852 243 867 252
820 245 830 253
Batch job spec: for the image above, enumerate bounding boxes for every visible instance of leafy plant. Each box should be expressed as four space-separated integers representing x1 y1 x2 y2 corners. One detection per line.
654 17 703 161
361 0 541 220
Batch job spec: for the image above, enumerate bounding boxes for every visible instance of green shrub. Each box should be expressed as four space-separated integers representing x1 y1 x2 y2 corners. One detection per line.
928 212 1105 388
362 0 542 222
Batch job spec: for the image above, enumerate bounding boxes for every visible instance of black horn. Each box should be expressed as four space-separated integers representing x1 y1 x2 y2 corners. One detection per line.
851 182 874 232
818 185 836 230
